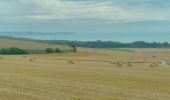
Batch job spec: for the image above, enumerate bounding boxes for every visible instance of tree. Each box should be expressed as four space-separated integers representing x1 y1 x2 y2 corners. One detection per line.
46 48 54 53
69 44 77 52
0 47 28 55
55 48 61 53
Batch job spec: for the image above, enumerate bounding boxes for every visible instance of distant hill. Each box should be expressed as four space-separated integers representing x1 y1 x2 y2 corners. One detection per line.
0 38 72 52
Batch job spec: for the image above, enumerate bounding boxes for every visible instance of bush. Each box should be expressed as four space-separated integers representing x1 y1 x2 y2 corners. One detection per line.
46 48 62 53
69 44 77 52
46 48 54 53
0 47 28 55
55 48 61 53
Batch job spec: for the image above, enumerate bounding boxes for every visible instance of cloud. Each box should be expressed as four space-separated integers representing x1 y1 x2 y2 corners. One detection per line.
0 0 170 22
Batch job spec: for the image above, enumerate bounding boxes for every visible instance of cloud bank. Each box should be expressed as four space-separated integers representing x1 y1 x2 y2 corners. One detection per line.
0 0 170 22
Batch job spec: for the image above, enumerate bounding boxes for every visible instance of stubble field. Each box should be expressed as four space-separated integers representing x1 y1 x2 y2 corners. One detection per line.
0 48 169 100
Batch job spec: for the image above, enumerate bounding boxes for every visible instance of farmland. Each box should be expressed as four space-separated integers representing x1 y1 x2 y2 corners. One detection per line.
1 0 170 99
99 48 135 52
0 47 170 100
0 39 72 51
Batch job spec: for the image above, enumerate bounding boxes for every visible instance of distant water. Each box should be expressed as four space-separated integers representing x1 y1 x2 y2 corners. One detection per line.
0 32 169 42
0 33 107 41
0 33 130 41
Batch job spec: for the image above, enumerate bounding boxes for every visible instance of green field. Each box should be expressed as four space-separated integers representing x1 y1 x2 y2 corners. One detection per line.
99 48 135 52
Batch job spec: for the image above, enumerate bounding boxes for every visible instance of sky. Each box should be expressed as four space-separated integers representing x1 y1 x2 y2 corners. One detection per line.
0 0 170 42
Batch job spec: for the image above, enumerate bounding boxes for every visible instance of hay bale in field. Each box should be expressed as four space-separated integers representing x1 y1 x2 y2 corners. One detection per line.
22 56 28 58
122 62 127 64
29 58 34 62
152 56 156 58
110 62 115 64
127 63 133 67
0 57 3 60
152 63 159 67
149 64 155 68
67 60 75 64
33 57 37 60
115 62 123 67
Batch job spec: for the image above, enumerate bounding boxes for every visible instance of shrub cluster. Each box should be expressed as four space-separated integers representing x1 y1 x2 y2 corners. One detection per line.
0 47 62 55
69 44 77 52
46 48 61 53
0 47 28 55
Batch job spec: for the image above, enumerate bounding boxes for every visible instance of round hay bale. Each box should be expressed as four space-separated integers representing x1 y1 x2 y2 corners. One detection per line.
33 57 37 60
127 63 133 67
29 58 34 62
110 62 115 64
149 64 155 68
67 60 75 64
115 62 123 67
22 56 27 58
152 63 159 67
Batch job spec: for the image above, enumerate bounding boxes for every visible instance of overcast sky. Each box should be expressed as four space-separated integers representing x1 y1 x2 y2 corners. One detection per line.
0 0 170 42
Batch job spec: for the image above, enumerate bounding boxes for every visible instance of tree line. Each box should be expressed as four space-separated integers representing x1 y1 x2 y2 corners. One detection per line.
0 47 63 55
41 40 170 48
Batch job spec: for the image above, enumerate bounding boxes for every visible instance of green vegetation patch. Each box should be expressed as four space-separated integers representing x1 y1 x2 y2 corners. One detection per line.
0 47 28 55
0 46 77 55
100 48 135 52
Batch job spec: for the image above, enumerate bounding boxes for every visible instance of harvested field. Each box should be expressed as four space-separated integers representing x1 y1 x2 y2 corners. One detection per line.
0 39 71 51
0 48 170 100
